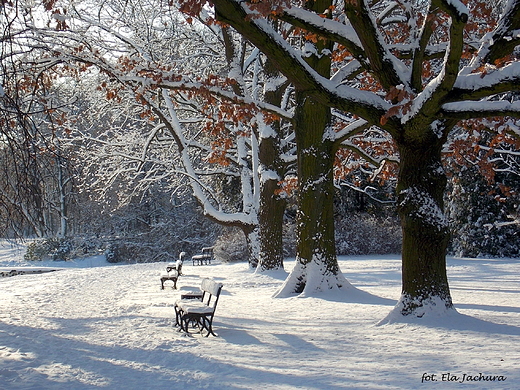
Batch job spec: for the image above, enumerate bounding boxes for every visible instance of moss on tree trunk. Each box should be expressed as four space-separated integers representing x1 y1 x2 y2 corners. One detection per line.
275 90 349 295
396 138 453 315
276 0 347 294
294 93 337 273
257 133 286 271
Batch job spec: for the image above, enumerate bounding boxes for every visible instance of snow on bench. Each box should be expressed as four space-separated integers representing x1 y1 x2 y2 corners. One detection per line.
174 278 223 337
191 247 213 266
160 252 185 290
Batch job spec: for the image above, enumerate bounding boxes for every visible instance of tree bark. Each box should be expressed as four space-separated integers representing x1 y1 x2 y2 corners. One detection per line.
395 135 453 315
256 133 286 271
56 154 69 238
243 225 260 268
275 91 350 295
275 0 351 295
255 57 287 271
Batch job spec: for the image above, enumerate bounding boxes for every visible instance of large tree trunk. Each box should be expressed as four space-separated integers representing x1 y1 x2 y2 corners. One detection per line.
256 133 286 271
255 58 287 271
275 0 351 295
394 137 453 316
275 92 350 296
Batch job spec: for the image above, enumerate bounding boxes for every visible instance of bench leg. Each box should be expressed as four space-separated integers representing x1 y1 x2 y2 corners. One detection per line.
200 316 217 337
179 314 217 337
180 314 199 333
161 277 177 290
174 305 182 327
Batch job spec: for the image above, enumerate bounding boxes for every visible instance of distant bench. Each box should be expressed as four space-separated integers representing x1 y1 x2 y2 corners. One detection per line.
191 247 213 266
0 270 23 277
160 252 185 290
0 269 57 277
174 278 223 337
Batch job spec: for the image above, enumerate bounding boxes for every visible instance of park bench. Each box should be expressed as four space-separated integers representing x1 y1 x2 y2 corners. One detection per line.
174 278 223 337
191 247 213 266
0 270 21 277
160 252 185 290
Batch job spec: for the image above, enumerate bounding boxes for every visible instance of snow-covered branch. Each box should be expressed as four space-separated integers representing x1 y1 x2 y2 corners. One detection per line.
158 80 293 121
442 100 520 119
451 62 520 101
213 0 390 123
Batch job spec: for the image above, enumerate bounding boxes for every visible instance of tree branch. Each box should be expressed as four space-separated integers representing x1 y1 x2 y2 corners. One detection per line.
410 3 436 92
344 0 404 89
212 0 390 126
441 100 520 120
413 0 468 119
447 62 520 101
277 7 368 68
483 0 520 64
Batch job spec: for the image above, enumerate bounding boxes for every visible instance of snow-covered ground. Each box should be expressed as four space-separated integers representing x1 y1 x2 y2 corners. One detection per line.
0 241 519 389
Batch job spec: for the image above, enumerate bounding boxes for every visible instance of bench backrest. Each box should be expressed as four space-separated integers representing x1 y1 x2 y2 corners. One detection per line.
202 247 213 257
201 278 222 296
200 278 223 307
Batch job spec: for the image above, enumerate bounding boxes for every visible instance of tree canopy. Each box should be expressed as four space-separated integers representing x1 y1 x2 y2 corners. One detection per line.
1 0 519 318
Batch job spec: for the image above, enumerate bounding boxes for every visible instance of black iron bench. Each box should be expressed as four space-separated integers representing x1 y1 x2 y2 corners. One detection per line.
191 247 213 266
160 252 185 290
174 278 223 337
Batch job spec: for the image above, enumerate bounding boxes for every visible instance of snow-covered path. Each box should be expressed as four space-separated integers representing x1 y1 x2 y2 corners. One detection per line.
0 249 519 389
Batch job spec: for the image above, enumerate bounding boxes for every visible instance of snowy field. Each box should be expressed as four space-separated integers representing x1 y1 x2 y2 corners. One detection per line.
0 241 519 390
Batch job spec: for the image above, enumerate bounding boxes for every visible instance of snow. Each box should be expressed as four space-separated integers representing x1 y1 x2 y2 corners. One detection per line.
442 100 520 115
283 7 362 49
445 0 469 20
1 243 519 389
399 187 449 231
263 74 288 93
257 120 277 140
259 168 280 184
430 120 445 139
455 62 520 90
